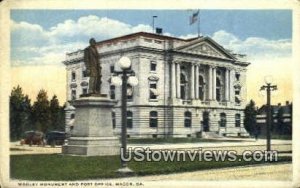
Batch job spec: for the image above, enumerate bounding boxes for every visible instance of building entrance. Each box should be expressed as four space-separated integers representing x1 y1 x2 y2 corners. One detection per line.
202 111 210 132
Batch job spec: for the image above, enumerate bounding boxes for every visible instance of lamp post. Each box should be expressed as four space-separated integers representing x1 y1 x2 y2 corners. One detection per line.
260 76 277 151
111 56 138 174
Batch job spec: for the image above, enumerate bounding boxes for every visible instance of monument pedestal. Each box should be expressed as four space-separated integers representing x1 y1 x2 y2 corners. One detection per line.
62 96 120 156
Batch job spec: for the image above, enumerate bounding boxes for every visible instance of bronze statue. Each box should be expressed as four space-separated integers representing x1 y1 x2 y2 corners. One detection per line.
84 38 102 94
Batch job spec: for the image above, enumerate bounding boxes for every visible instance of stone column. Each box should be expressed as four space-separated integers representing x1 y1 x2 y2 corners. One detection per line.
195 65 199 99
208 66 212 100
171 62 176 98
190 64 195 99
229 69 234 102
212 67 216 100
176 63 181 98
225 69 230 101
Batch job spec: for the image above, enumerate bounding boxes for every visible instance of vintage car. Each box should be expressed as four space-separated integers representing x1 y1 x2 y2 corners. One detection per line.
22 130 45 146
45 131 67 146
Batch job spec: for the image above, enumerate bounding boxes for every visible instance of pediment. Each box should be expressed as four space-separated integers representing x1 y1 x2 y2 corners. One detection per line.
175 37 236 60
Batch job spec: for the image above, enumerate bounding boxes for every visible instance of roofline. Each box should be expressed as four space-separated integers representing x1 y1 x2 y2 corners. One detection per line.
95 32 198 46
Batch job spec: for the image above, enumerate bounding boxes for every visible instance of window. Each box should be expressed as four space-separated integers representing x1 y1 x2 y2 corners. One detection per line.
235 73 240 81
82 70 87 78
82 88 88 95
199 76 205 100
149 111 158 128
235 89 240 95
149 82 158 100
110 65 114 73
150 61 157 72
127 84 133 100
220 113 227 127
71 90 76 100
71 114 75 119
112 112 116 129
127 111 133 128
184 111 192 127
235 114 241 127
235 96 241 105
180 73 187 99
110 85 116 99
71 72 76 81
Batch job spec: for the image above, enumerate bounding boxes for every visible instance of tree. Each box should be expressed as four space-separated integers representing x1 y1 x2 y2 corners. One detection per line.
244 100 257 136
9 85 32 140
49 95 65 131
32 89 51 133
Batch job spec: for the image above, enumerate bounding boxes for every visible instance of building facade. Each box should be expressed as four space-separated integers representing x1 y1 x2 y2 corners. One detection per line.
256 101 292 135
63 32 250 138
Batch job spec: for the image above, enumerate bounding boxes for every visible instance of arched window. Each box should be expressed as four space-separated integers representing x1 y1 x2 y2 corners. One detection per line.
220 113 226 127
180 73 187 99
184 111 192 127
216 77 221 102
112 112 116 129
235 114 241 127
199 75 205 100
149 111 158 128
127 111 133 128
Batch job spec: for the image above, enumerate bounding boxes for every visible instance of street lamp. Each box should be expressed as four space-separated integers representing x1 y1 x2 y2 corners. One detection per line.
111 56 138 174
260 76 277 151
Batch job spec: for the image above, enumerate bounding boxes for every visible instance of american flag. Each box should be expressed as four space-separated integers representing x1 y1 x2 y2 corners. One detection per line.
190 10 199 25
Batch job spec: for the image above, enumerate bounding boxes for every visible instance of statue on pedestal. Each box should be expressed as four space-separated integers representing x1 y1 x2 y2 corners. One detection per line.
83 38 102 95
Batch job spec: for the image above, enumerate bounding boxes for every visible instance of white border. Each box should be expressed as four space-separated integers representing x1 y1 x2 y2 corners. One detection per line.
1 0 299 187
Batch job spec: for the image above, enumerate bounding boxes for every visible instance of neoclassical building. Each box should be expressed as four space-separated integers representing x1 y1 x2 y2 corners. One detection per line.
63 32 250 138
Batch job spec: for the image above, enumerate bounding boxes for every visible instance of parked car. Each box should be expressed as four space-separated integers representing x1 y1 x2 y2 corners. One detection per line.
22 130 45 146
45 131 67 146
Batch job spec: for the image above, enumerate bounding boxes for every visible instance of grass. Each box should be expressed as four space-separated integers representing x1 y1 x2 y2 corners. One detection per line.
127 137 244 144
10 154 291 180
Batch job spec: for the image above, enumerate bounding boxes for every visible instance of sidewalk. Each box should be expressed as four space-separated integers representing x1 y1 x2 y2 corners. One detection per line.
128 139 291 150
121 162 292 181
10 139 292 155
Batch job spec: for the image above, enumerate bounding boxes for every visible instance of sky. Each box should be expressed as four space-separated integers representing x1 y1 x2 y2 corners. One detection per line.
10 9 292 106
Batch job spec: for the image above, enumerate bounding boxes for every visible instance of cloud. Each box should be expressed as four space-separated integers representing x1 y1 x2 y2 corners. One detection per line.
11 15 291 68
210 30 292 105
11 20 50 48
11 15 153 66
211 30 292 61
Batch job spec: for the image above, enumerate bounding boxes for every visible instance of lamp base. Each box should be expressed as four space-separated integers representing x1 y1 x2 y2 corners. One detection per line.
116 166 135 177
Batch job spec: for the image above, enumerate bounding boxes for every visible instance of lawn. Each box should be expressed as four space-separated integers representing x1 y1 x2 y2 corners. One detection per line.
10 154 291 180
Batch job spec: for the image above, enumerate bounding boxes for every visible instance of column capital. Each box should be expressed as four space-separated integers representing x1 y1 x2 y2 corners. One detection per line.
208 64 217 69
